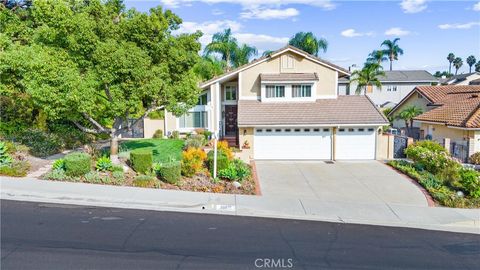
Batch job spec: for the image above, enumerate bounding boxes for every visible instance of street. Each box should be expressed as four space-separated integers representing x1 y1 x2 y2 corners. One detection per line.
1 200 479 270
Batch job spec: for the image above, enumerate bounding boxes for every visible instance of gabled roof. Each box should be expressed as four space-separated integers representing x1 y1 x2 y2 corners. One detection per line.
339 70 437 83
238 95 388 126
199 45 350 89
260 73 318 82
441 72 480 84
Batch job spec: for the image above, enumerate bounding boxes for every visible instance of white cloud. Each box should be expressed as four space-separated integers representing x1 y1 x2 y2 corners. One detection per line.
400 0 427 13
473 1 480 11
161 0 335 10
235 33 289 48
438 22 480 29
384 27 411 36
240 8 299 20
340 28 374 38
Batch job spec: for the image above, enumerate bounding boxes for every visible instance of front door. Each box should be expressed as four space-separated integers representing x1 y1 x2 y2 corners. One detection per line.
224 105 238 136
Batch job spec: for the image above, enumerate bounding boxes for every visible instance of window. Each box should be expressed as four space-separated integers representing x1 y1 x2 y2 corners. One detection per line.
304 128 310 132
323 128 329 132
266 85 285 98
266 129 272 132
387 86 398 92
292 85 312 98
339 128 345 132
225 86 237 101
282 55 295 69
348 128 354 132
313 128 320 132
294 128 301 132
256 129 263 133
285 129 291 132
179 112 207 128
368 128 374 132
197 93 207 105
358 128 365 132
275 129 281 132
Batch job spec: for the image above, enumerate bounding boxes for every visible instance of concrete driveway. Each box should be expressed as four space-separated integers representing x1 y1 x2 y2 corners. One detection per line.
255 161 428 207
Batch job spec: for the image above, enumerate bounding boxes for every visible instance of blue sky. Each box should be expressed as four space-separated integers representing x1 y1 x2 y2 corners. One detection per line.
125 0 480 74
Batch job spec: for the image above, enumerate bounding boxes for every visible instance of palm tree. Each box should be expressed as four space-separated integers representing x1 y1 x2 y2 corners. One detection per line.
466 55 477 73
204 28 238 71
288 32 328 56
447 53 455 75
193 56 226 80
397 106 423 137
366 50 388 65
476 62 480 72
381 38 404 71
232 44 257 68
262 50 274 57
350 63 385 95
453 57 463 75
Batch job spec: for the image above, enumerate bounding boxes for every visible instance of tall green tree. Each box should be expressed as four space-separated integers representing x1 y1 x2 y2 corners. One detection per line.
381 38 404 71
204 28 238 71
397 106 423 136
288 31 328 56
453 57 463 75
193 55 226 81
232 44 257 68
350 63 385 95
262 50 274 57
447 53 455 75
0 0 202 156
367 50 387 65
466 55 476 73
476 62 480 72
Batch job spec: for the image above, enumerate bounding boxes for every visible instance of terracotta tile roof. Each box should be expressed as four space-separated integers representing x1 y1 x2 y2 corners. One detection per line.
238 95 388 126
199 45 349 88
413 86 480 128
260 73 319 82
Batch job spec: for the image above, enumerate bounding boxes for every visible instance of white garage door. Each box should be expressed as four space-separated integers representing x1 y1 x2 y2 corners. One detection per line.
254 127 332 160
336 127 376 160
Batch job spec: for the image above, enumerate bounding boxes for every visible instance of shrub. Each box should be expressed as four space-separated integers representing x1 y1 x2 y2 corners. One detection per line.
181 147 207 177
233 159 251 180
404 140 457 175
469 152 480 165
184 135 206 149
459 168 480 198
218 163 238 180
217 159 251 181
52 159 66 171
0 160 30 177
0 141 13 166
11 128 62 157
153 129 164 138
64 152 91 176
171 130 180 139
111 165 124 172
217 140 234 160
112 171 125 181
48 123 94 149
207 150 230 175
130 150 153 174
96 156 113 171
84 171 103 184
155 161 181 184
133 175 159 188
44 169 68 181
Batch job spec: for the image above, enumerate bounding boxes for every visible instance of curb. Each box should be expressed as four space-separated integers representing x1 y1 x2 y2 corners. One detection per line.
250 160 262 196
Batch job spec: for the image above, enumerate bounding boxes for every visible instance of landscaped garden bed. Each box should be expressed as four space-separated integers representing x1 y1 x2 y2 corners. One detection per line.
388 140 480 208
40 130 257 195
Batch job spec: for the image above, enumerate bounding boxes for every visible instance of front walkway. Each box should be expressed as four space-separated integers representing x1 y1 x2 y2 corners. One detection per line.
255 161 428 206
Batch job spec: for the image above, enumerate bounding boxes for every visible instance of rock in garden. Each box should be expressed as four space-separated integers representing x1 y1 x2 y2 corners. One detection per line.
232 181 241 188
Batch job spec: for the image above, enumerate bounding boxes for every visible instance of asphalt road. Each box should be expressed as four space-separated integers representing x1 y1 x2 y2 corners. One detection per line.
1 200 479 270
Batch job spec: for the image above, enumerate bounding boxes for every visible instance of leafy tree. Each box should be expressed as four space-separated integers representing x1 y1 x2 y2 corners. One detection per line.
350 63 385 95
288 31 328 56
193 56 226 81
232 43 257 68
433 71 452 78
204 28 238 71
381 38 404 71
466 55 476 73
262 50 274 57
0 0 202 156
397 106 423 136
367 50 387 65
476 62 480 72
447 53 455 75
453 57 463 75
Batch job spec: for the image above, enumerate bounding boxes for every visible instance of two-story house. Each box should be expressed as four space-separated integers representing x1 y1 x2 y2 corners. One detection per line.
338 70 438 108
160 45 388 160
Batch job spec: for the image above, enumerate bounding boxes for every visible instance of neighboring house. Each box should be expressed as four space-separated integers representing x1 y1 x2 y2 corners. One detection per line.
157 45 389 160
388 85 480 161
440 72 480 85
338 70 438 108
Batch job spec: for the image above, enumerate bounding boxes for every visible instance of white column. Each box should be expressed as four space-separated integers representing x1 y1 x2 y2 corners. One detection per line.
215 82 221 138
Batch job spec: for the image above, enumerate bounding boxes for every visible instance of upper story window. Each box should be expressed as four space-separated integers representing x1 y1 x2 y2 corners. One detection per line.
292 85 312 98
387 85 398 92
197 93 207 105
266 85 285 98
225 85 237 101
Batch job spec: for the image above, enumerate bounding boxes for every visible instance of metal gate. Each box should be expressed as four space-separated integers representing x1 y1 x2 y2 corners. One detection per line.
451 142 469 163
393 135 408 158
118 119 144 138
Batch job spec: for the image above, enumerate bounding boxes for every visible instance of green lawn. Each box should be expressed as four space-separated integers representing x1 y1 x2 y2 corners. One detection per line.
120 139 184 163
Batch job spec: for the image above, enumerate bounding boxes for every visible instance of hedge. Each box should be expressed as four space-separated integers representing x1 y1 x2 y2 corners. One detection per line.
64 152 91 176
207 150 229 175
130 149 153 174
156 161 181 184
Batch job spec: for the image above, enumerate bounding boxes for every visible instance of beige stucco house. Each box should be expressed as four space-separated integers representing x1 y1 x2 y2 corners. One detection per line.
388 85 480 161
156 46 389 160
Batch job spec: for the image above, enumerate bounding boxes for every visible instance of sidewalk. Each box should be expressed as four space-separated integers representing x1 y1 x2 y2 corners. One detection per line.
1 177 479 234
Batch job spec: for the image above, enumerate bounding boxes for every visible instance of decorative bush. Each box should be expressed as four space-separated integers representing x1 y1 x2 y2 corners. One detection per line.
133 175 159 188
44 169 68 181
217 159 251 181
155 161 181 184
217 140 234 160
0 141 13 166
64 152 91 176
10 128 62 157
171 130 180 139
112 171 125 182
207 150 230 175
0 160 30 177
130 150 153 174
181 147 207 177
153 129 163 138
469 152 480 165
111 165 124 172
84 171 103 184
96 156 113 171
184 134 206 149
52 158 66 171
404 140 458 175
459 168 480 198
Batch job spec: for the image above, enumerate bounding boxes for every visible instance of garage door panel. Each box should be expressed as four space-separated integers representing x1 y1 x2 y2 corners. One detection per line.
336 128 376 160
254 128 331 160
